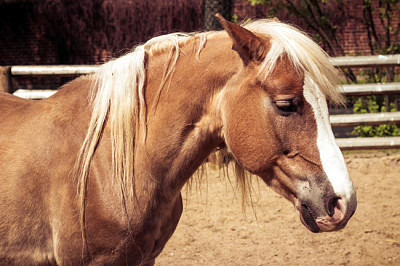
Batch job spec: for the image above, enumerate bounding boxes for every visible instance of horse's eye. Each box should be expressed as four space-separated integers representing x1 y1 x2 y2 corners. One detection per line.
274 100 296 116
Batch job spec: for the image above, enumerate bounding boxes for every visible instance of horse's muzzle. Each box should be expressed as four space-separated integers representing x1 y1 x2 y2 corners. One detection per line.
298 197 356 233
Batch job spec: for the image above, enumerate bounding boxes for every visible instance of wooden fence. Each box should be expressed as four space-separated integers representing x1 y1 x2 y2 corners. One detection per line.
330 55 400 150
1 54 400 150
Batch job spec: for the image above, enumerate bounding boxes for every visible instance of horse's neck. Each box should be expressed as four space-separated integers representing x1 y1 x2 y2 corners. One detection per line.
134 36 237 200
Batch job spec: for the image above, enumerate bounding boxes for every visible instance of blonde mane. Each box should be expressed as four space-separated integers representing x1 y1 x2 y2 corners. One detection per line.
74 32 207 250
74 19 342 248
75 32 207 204
245 20 343 104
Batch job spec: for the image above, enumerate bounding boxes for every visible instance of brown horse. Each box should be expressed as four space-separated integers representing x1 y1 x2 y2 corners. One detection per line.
0 16 356 265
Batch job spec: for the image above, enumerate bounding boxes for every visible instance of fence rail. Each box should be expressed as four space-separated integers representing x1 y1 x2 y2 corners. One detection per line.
342 82 400 96
336 136 400 150
2 54 400 150
331 54 400 67
331 112 400 127
12 89 57 99
11 65 99 76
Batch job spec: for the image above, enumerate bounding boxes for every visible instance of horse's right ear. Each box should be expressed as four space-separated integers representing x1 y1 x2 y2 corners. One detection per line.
215 13 268 63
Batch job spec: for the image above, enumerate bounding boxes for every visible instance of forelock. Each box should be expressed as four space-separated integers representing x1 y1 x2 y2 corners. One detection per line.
244 20 343 105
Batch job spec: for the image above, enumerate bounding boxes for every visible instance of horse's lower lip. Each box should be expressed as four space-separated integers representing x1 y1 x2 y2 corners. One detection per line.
299 204 320 233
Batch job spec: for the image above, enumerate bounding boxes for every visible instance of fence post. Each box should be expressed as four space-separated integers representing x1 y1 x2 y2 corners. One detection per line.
0 66 12 93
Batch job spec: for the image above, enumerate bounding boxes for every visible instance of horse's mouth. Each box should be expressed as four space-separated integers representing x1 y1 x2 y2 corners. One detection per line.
297 198 353 233
299 204 320 233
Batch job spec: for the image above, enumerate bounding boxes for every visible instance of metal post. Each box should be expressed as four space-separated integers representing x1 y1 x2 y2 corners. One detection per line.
0 66 12 93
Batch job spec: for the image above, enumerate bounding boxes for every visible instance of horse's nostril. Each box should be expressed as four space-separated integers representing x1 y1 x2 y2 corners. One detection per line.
326 197 340 217
283 150 290 156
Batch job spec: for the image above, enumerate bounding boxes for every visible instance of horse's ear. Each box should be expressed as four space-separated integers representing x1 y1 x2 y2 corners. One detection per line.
272 17 280 22
215 13 268 63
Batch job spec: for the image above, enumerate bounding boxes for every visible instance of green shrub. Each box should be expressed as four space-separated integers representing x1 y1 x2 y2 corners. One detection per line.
353 96 400 137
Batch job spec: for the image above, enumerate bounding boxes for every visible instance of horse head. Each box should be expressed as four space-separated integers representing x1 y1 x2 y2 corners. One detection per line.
216 15 356 233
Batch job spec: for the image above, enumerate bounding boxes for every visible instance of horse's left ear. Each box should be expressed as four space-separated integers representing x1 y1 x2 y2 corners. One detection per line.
215 13 268 63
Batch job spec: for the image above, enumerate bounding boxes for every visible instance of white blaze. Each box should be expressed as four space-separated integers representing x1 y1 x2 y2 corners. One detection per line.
303 76 356 207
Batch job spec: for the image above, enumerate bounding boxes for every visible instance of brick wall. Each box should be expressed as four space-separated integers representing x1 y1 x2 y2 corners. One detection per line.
233 0 400 56
1 0 398 66
0 3 58 66
0 2 64 91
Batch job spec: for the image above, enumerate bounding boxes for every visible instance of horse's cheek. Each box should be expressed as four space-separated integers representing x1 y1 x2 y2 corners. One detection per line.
224 99 277 174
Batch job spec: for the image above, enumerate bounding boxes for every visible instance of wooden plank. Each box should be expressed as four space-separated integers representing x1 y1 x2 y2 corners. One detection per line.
336 137 400 150
8 55 400 76
0 66 12 93
11 65 98 76
331 54 400 67
330 112 400 127
341 83 400 96
13 89 57 99
8 54 400 76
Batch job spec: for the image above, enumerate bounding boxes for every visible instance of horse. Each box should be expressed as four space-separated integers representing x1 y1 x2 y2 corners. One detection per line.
0 15 357 265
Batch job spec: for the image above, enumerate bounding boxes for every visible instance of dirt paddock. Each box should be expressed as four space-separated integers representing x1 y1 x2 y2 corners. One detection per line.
156 151 400 265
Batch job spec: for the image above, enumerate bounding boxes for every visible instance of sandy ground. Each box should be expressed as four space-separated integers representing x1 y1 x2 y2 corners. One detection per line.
156 151 400 265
